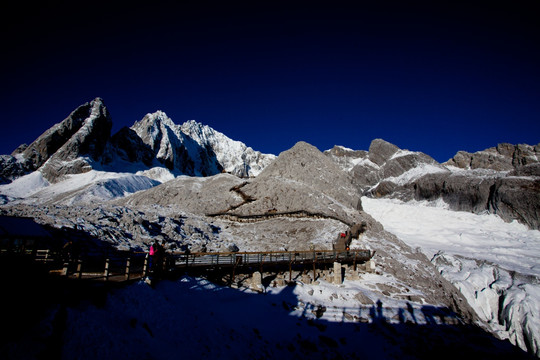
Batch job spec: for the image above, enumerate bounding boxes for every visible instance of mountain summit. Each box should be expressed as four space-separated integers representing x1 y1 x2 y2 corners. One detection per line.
0 99 275 184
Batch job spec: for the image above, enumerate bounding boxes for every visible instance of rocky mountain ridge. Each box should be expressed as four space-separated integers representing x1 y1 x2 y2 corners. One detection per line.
0 98 275 184
1 98 538 229
1 100 539 357
326 139 540 230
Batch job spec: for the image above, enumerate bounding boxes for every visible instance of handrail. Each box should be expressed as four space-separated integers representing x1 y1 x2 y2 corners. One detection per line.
169 249 371 257
169 249 372 268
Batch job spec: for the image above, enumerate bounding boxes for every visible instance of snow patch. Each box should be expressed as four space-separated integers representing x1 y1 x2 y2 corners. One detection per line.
363 196 540 356
0 171 49 198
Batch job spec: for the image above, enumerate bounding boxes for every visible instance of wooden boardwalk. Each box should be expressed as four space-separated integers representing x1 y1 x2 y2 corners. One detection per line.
175 249 372 270
7 248 374 284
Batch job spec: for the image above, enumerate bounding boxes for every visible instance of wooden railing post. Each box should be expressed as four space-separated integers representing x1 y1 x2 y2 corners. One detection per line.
143 253 149 277
125 256 131 281
313 251 317 281
62 262 69 276
104 258 110 281
75 259 83 279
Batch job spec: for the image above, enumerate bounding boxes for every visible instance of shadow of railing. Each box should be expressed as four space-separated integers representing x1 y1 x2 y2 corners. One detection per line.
115 277 534 360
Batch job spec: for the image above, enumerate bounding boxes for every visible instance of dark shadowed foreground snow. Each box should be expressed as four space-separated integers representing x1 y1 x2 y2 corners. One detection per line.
1 274 532 360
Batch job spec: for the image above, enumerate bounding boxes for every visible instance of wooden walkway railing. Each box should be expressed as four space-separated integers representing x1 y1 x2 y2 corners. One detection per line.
4 247 374 283
173 249 372 269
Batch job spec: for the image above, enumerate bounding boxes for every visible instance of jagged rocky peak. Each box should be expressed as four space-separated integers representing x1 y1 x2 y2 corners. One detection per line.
131 110 177 152
1 99 276 184
128 112 275 177
0 98 113 183
179 119 276 178
444 142 540 172
130 111 221 175
23 97 111 171
368 138 400 166
39 98 113 182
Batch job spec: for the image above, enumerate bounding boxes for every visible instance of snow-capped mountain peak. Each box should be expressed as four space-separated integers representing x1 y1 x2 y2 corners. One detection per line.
129 111 275 177
180 120 276 178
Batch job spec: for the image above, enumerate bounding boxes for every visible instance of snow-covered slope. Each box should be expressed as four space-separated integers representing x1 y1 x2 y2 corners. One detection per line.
363 197 540 357
131 112 275 177
1 99 276 188
180 120 276 177
0 170 161 205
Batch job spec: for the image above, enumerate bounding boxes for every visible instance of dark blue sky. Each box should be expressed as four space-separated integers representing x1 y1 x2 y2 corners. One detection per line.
1 1 539 162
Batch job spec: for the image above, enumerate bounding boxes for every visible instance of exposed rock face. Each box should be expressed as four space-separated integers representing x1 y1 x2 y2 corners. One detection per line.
326 139 448 193
328 139 540 230
115 141 369 252
21 99 109 172
488 177 540 230
0 98 113 183
1 99 275 184
131 111 222 175
234 141 363 224
180 120 275 178
107 127 155 166
130 113 275 177
382 172 540 230
119 173 244 215
0 155 27 184
444 143 540 171
121 141 363 226
367 138 400 166
39 98 113 182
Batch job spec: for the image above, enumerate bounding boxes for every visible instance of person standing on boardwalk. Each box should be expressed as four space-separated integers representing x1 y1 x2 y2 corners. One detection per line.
154 240 166 277
149 241 158 273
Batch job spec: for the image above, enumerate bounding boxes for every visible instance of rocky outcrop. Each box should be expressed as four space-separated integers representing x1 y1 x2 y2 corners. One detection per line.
119 173 245 215
107 127 155 166
180 120 276 178
131 111 217 175
232 141 363 225
327 139 448 193
121 141 364 226
488 177 540 230
39 98 112 182
0 155 28 184
328 139 540 230
21 99 108 171
444 143 540 171
1 99 276 184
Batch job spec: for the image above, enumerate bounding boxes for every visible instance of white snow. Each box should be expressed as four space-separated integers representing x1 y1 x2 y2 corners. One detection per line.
362 197 540 356
0 170 161 205
380 164 449 186
135 167 175 183
0 171 49 198
362 197 540 276
389 149 416 160
348 157 380 171
180 119 276 177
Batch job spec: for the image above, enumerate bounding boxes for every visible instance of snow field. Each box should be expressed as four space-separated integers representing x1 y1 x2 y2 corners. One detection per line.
362 197 540 357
